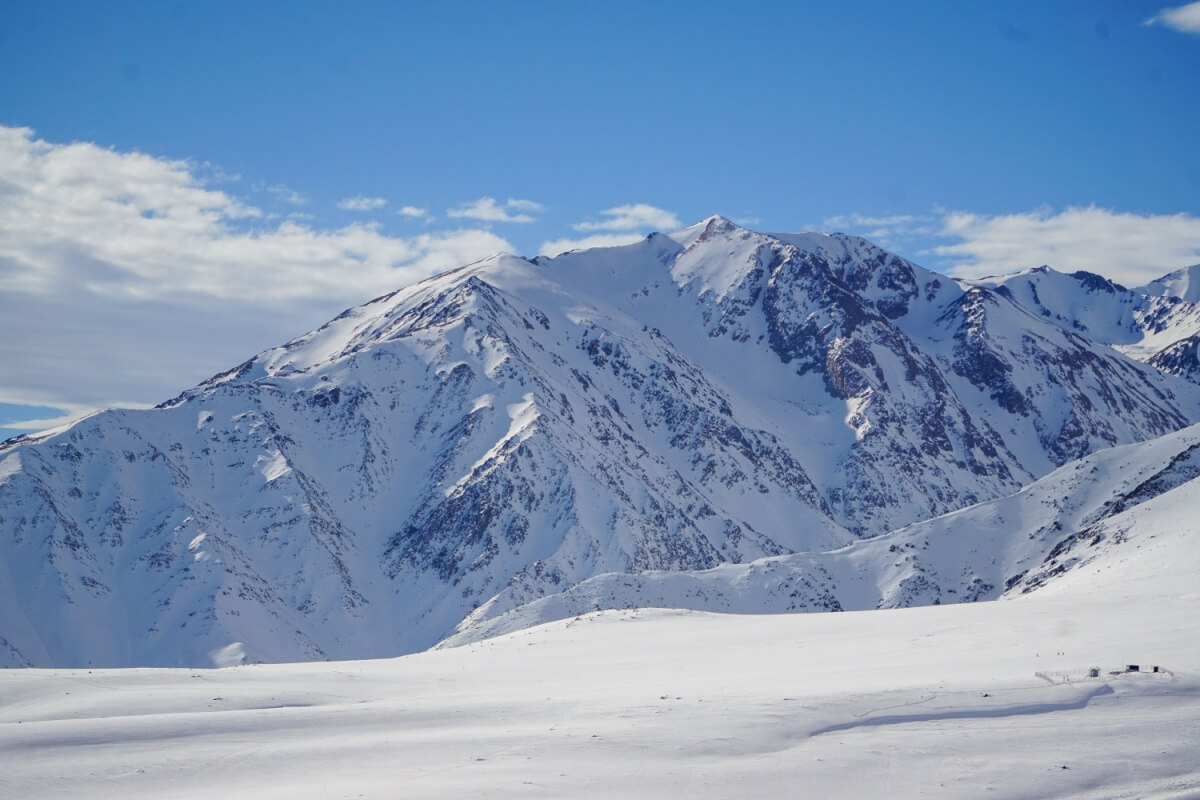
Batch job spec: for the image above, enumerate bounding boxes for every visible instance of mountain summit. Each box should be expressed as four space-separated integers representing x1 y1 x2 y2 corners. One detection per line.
3 219 1200 667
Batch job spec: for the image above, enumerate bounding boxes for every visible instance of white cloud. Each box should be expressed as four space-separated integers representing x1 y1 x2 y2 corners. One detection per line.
932 206 1200 284
542 203 680 255
263 183 307 206
538 232 647 257
0 126 512 413
820 212 939 249
397 205 430 219
573 204 680 232
447 197 544 223
337 195 387 211
823 213 931 232
504 198 545 213
1145 2 1200 33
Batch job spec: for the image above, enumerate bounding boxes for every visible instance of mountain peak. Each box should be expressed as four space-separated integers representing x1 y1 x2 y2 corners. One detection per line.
1136 263 1200 303
698 213 738 231
666 215 747 248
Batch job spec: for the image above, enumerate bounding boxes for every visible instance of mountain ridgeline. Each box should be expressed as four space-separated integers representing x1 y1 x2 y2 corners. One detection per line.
3 217 1200 667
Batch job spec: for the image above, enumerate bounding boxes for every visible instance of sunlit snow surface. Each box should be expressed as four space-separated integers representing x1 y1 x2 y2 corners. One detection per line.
3 497 1199 799
0 600 1196 798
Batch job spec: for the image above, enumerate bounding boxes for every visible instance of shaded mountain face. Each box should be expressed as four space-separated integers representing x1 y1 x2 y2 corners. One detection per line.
1147 335 1200 384
3 217 1200 667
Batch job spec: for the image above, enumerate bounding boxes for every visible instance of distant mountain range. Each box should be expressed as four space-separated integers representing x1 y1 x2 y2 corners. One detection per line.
3 216 1200 667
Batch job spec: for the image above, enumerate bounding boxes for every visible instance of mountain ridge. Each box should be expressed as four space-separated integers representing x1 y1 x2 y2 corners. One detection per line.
3 218 1200 667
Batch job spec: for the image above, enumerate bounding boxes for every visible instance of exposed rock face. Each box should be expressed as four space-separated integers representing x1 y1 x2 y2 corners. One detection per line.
3 217 1200 667
1148 335 1200 384
444 423 1200 647
979 265 1200 385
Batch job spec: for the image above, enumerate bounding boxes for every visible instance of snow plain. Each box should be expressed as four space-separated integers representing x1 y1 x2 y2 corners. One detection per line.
2 514 1197 800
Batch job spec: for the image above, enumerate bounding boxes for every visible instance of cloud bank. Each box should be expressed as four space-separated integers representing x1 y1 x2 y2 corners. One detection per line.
825 206 1200 286
0 126 510 421
933 206 1200 284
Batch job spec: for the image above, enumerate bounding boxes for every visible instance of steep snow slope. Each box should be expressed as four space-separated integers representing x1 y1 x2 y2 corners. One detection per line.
3 217 1200 667
445 421 1200 646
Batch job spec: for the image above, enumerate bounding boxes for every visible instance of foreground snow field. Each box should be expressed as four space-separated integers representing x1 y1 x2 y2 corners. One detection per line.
3 536 1198 800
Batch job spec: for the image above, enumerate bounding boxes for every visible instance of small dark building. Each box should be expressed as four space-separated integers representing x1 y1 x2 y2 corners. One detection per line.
1127 664 1140 672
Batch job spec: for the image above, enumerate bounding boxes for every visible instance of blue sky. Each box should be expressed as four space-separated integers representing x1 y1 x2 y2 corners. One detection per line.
2 0 1200 428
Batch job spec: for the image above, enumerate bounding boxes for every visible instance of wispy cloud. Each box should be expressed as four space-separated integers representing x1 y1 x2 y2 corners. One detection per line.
397 205 430 219
539 203 681 256
539 232 647 257
0 126 511 414
821 212 938 248
337 195 387 211
1145 2 1200 33
263 183 307 206
933 206 1200 284
448 197 544 223
823 213 931 231
573 204 680 232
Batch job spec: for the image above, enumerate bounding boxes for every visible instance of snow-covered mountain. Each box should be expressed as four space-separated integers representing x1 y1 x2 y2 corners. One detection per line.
3 217 1200 667
1137 263 1200 303
977 265 1200 372
444 420 1200 646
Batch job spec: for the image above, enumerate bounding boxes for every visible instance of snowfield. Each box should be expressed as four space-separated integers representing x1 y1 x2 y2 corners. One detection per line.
2 521 1198 799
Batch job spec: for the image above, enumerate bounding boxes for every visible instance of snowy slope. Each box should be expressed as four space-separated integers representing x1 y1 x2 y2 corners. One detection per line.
1138 263 1200 303
4 217 1200 667
443 421 1200 645
2 520 1198 799
980 265 1200 374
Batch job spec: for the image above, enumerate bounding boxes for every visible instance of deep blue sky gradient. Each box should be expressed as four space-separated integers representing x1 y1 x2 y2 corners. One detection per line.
3 0 1198 256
